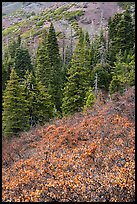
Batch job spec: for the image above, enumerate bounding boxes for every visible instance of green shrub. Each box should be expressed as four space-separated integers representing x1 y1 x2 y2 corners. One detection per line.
36 20 44 27
83 87 96 111
64 10 85 21
26 13 32 18
71 20 80 35
109 75 126 95
31 15 39 21
54 6 68 16
3 24 19 36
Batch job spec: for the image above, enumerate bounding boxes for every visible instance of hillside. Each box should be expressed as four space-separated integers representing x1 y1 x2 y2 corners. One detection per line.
2 2 125 53
2 87 135 202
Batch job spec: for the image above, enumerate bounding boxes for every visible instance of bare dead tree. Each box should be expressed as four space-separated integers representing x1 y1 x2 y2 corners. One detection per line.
94 73 98 98
70 26 73 58
62 31 65 64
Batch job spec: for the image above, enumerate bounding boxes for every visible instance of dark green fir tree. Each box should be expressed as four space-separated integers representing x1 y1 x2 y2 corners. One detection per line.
2 69 29 137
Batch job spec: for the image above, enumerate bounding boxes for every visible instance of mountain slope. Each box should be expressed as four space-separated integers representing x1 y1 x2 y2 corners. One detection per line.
2 2 125 52
2 87 135 202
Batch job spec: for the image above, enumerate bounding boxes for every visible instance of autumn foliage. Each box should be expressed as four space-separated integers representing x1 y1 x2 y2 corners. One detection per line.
2 87 135 202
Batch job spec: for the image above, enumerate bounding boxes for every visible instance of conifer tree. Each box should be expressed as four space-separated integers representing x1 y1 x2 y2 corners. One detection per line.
128 53 135 86
14 46 33 80
62 45 72 84
91 36 99 65
85 31 90 49
109 50 134 94
91 63 111 91
47 22 63 112
2 61 8 92
91 29 107 65
23 71 54 126
78 28 85 45
109 75 125 95
108 10 134 65
116 9 134 55
2 46 16 91
108 13 122 42
36 34 52 89
8 35 21 59
64 45 72 67
62 31 92 115
2 69 29 137
2 35 22 91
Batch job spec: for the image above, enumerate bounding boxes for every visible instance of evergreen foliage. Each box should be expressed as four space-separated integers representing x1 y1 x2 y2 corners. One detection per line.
62 31 92 115
83 87 96 110
2 61 9 92
85 31 90 49
2 37 21 91
2 69 29 137
8 36 21 58
109 49 135 94
36 33 52 89
23 71 54 126
91 63 111 91
116 9 134 55
47 23 63 112
128 53 135 86
108 9 134 65
14 46 33 80
62 45 72 85
64 45 72 67
2 35 33 92
109 75 125 95
91 29 107 65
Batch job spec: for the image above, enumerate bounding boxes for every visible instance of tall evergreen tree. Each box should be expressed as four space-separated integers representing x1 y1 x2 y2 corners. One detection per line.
116 9 134 55
91 63 111 91
36 34 52 89
23 71 54 126
2 58 11 92
8 35 21 59
2 36 21 91
2 61 7 92
91 29 107 66
47 22 63 112
78 27 85 45
85 31 90 49
109 49 134 95
63 45 73 82
108 13 122 42
2 69 29 137
128 52 135 86
64 45 73 67
62 31 92 115
14 46 33 80
108 10 134 65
